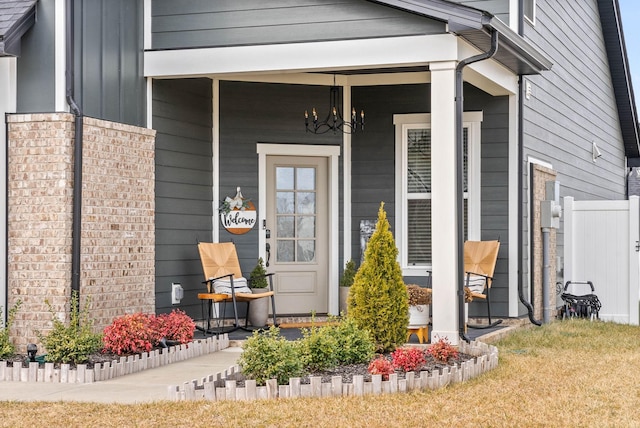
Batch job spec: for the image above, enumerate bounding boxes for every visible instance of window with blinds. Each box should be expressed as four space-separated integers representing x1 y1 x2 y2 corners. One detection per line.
405 128 469 266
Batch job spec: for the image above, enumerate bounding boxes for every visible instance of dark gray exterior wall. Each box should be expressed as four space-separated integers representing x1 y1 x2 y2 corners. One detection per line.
151 0 445 50
16 0 55 112
521 0 627 290
17 0 146 125
154 78 213 316
218 80 343 271
75 0 146 127
351 83 510 317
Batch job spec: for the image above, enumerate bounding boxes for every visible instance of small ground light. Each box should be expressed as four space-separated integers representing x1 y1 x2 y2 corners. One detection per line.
27 343 37 362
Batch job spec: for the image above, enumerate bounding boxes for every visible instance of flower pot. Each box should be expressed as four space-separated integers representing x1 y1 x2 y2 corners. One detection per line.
408 304 429 328
247 289 269 327
339 286 350 315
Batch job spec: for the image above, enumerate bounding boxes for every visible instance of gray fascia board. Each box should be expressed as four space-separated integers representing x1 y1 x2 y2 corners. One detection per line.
487 17 553 72
368 0 551 75
367 0 488 30
0 2 37 57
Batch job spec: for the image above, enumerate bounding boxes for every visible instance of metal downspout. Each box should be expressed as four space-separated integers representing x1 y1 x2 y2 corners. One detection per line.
66 0 82 301
456 28 498 343
517 0 542 326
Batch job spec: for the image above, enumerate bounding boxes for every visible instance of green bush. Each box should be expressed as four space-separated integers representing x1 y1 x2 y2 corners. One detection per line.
340 259 357 287
331 316 375 365
238 326 305 385
299 324 339 371
348 202 409 352
249 257 269 289
0 300 21 359
36 292 103 364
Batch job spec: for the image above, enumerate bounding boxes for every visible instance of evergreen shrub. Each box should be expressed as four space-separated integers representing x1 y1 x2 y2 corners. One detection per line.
348 202 409 352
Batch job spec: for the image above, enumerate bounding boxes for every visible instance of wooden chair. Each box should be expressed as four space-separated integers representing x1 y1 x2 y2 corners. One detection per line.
197 242 277 334
464 240 502 329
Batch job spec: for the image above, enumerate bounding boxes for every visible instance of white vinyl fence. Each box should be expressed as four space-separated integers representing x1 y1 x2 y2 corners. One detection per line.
564 196 639 324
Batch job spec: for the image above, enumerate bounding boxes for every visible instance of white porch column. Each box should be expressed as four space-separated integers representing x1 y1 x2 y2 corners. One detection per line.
429 61 460 344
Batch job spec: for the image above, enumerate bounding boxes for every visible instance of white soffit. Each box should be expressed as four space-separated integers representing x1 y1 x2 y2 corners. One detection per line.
145 34 457 78
458 38 518 96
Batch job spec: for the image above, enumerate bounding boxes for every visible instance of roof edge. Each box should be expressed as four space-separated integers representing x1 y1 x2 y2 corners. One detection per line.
597 0 640 158
0 2 37 57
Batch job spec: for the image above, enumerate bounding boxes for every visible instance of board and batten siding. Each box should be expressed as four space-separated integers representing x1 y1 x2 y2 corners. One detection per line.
151 0 445 50
16 0 55 113
18 0 146 126
520 0 628 297
76 0 146 127
154 78 213 316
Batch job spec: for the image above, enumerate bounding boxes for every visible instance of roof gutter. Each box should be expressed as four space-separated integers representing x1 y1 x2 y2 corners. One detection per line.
456 27 498 343
66 0 83 303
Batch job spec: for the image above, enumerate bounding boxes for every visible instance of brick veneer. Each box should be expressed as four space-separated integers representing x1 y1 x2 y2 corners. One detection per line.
6 113 156 351
531 164 557 320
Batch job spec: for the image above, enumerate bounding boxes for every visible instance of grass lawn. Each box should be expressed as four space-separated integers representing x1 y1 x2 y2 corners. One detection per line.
1 319 638 427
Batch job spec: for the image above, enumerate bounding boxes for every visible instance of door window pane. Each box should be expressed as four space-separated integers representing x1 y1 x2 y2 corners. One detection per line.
275 165 318 263
276 167 294 189
296 192 316 214
277 240 294 262
277 216 294 238
297 168 315 190
297 216 315 238
276 192 294 214
297 240 316 262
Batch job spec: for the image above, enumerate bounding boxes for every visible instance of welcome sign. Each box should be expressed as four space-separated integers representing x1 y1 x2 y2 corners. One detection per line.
219 188 257 235
221 201 257 235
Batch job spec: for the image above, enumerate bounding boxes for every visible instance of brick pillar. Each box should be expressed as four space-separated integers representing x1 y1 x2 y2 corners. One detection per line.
6 113 156 351
531 164 558 321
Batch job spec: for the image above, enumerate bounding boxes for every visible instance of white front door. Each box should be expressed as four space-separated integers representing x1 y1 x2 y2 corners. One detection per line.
266 155 328 314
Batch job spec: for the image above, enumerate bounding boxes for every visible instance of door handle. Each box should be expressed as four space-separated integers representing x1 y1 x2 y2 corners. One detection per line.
265 243 271 267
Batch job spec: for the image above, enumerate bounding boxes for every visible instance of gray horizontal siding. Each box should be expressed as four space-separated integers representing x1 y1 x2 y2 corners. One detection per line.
154 78 213 315
219 80 343 272
350 83 510 317
151 0 445 49
522 0 628 305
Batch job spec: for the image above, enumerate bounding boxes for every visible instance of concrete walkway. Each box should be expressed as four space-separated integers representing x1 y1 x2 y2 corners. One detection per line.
0 347 243 404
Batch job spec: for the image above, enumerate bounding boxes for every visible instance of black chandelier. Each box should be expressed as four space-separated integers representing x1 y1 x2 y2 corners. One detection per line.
304 84 364 135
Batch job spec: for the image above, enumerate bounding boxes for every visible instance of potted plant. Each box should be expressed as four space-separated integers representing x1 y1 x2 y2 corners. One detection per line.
339 259 357 314
406 284 432 328
247 257 269 327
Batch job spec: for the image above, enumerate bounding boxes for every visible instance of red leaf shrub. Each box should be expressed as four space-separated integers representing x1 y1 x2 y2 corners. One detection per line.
367 355 395 380
102 310 195 356
426 336 459 363
102 313 159 355
153 310 195 344
391 346 426 372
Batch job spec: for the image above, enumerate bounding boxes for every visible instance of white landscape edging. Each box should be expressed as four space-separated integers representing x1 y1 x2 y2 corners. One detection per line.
0 334 229 384
168 340 498 401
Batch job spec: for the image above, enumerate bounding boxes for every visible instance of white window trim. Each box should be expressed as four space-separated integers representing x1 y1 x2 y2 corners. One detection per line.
394 112 483 276
524 0 536 26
